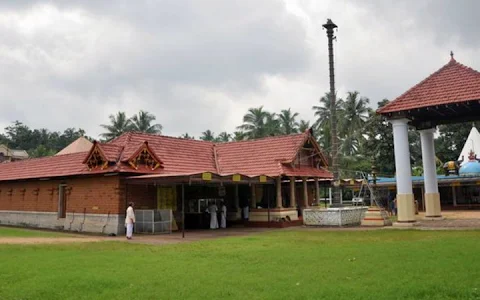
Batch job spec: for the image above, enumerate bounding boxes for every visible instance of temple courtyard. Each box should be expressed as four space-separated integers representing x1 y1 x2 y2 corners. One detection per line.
1 219 479 300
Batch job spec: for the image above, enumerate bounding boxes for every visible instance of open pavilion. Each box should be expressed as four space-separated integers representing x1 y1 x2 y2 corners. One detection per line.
378 53 480 223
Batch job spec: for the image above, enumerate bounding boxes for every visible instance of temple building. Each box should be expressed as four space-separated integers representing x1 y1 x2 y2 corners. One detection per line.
0 144 29 163
0 129 332 235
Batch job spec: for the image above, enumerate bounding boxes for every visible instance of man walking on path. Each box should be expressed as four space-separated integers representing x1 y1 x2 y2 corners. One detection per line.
125 202 136 239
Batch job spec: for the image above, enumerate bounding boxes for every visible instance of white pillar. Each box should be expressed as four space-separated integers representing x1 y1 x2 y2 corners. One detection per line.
328 188 332 205
419 128 442 218
390 118 415 222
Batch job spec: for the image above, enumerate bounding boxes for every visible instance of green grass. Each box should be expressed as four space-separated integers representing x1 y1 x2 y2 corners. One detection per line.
0 230 479 299
0 226 71 237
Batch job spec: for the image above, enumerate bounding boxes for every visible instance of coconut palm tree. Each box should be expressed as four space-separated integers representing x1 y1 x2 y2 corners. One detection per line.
216 132 231 142
264 113 281 137
298 120 311 133
200 130 215 141
312 92 344 132
130 110 162 134
237 106 271 139
232 131 246 141
278 108 299 135
100 111 133 141
180 133 194 139
340 91 370 136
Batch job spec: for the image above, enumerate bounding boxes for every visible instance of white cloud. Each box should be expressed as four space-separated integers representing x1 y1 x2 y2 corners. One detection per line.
0 0 479 140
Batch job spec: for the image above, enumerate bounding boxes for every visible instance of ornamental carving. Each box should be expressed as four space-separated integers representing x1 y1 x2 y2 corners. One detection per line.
128 147 161 170
85 146 108 171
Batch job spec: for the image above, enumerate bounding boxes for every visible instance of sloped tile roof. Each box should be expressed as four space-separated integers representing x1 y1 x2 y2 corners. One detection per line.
0 131 332 181
215 133 307 177
0 152 93 181
281 165 333 178
110 132 217 174
378 58 480 114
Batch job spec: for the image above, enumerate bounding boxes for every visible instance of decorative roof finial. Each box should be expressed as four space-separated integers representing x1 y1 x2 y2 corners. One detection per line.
450 51 454 59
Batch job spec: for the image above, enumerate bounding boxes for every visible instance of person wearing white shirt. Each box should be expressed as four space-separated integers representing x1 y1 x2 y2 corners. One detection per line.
206 201 219 229
125 202 136 239
220 201 227 229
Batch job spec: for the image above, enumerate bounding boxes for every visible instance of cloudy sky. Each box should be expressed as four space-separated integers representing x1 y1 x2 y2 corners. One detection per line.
0 0 479 139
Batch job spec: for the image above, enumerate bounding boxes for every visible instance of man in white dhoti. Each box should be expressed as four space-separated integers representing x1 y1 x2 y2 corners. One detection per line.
243 205 249 221
220 201 227 229
206 201 218 229
125 202 135 239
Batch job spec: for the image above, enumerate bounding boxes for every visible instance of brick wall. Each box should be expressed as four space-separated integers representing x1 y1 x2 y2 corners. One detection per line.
0 176 123 215
125 184 157 209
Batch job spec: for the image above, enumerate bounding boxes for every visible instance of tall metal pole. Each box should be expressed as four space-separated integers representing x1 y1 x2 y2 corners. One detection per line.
323 19 340 205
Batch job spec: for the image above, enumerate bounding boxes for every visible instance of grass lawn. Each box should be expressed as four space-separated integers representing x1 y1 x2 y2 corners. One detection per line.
0 226 72 238
0 229 479 299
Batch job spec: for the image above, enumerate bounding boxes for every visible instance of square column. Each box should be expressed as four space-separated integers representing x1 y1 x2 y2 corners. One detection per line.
250 184 256 208
419 128 442 218
276 177 283 208
390 118 415 222
289 177 296 208
234 184 240 211
302 178 309 207
315 178 320 205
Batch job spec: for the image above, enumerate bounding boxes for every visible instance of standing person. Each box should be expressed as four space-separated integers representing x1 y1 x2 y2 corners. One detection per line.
206 201 219 229
243 204 249 222
392 197 397 216
125 202 135 240
220 201 227 229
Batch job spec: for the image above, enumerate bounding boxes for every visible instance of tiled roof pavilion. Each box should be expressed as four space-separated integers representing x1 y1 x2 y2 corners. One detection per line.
0 129 332 182
377 55 480 129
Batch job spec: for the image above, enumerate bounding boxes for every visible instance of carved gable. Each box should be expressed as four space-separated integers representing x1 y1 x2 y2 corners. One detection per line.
127 142 162 171
83 142 108 171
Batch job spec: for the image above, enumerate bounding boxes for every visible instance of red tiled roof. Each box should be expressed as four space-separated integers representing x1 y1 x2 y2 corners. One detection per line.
215 133 308 177
378 58 480 114
0 152 93 181
0 131 332 181
111 132 217 175
281 165 333 178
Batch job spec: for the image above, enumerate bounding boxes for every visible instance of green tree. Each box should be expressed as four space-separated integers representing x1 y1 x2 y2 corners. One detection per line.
435 122 480 163
216 132 231 142
180 133 194 139
278 108 299 135
313 93 344 161
339 91 370 156
200 130 215 142
100 112 132 141
264 113 281 137
130 110 162 134
29 145 56 158
232 131 246 141
361 100 395 176
237 106 270 139
298 120 311 133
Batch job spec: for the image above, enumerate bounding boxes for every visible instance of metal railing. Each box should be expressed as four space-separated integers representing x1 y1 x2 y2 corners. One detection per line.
134 209 172 234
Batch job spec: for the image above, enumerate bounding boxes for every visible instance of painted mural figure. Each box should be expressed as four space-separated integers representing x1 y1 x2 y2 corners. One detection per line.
220 201 227 229
125 202 136 239
206 201 219 229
